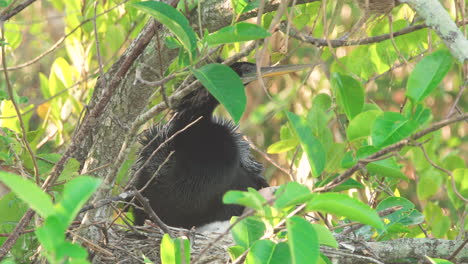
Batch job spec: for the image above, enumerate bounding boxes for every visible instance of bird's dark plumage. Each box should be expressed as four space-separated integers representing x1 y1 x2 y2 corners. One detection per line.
133 62 269 228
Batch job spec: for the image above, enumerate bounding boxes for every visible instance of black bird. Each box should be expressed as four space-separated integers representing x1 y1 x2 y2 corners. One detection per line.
133 62 309 228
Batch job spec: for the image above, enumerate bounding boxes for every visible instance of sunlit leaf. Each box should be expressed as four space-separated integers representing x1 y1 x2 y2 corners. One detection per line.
0 172 54 218
133 1 197 59
287 216 319 264
206 22 270 46
331 73 365 120
347 110 382 141
307 193 384 229
192 63 246 123
55 176 101 226
286 111 326 177
371 112 418 148
231 216 266 249
246 240 291 264
267 139 298 154
406 50 453 103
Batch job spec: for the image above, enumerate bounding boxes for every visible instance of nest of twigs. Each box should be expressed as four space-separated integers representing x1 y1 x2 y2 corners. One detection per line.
93 224 233 264
355 0 400 14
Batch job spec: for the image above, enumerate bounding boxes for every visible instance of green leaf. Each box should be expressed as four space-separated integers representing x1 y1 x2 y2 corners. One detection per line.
267 139 298 154
231 216 266 248
160 234 176 264
331 73 365 120
366 158 407 180
160 234 190 264
307 193 384 229
231 0 260 14
246 240 291 264
371 112 418 148
376 197 424 227
312 93 331 111
55 241 88 260
426 256 453 264
286 216 319 264
206 22 270 46
132 1 197 59
274 182 313 209
286 111 326 177
55 176 101 227
35 216 66 252
0 172 54 218
228 245 246 261
447 168 468 209
310 224 338 248
417 169 443 200
224 189 266 211
346 110 382 141
192 63 246 123
406 50 453 103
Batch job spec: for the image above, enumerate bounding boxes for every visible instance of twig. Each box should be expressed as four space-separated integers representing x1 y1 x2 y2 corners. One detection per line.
0 209 35 259
192 210 256 264
0 25 39 183
133 188 173 237
93 0 107 88
315 113 468 192
0 0 35 22
244 136 295 181
281 19 468 48
446 80 466 118
416 143 468 203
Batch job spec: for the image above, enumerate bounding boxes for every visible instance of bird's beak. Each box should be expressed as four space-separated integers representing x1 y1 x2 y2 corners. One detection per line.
240 64 314 84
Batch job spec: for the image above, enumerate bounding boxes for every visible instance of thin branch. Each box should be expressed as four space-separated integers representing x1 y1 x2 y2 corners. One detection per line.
0 0 36 22
0 25 39 183
416 143 468 203
133 187 173 237
0 209 35 259
244 136 295 181
281 19 468 48
315 113 468 192
93 0 107 88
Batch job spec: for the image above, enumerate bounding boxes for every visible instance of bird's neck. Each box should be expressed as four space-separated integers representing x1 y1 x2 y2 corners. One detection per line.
174 88 218 128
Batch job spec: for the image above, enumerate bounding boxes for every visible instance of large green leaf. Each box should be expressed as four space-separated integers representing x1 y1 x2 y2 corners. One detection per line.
286 111 326 177
246 240 291 264
132 1 197 59
0 171 54 218
54 176 101 226
192 63 246 123
274 182 314 209
267 139 298 154
307 193 384 229
346 110 382 141
406 50 453 103
366 158 407 180
231 216 266 249
206 22 270 46
376 197 424 227
224 188 266 211
331 73 364 120
371 112 418 148
160 234 191 264
310 224 338 248
417 169 443 200
286 216 319 264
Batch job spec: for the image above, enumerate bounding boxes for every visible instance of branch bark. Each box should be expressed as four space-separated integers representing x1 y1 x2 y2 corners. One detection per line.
399 0 468 62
